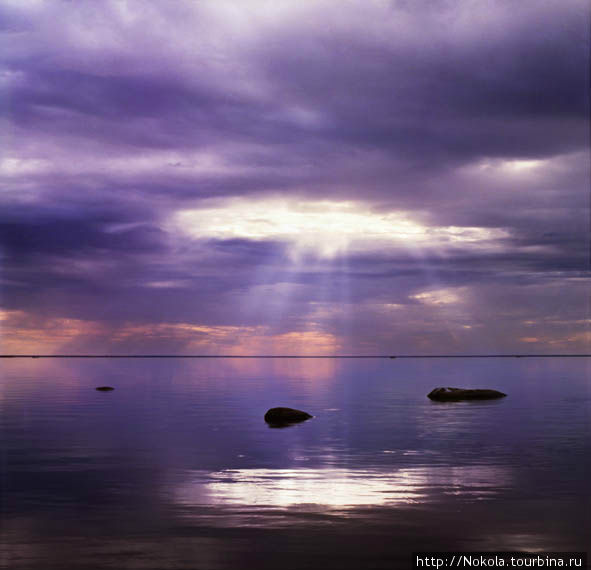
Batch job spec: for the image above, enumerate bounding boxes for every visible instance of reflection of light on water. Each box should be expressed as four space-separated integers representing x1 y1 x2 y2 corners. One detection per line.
270 356 338 382
219 353 339 382
172 465 513 513
475 533 554 553
205 469 421 507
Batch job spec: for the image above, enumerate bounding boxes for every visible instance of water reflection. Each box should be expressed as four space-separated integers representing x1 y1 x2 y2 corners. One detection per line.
1 357 589 569
219 356 339 383
172 464 513 516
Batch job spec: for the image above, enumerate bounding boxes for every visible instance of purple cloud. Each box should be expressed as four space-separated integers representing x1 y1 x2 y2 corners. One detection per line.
1 0 588 354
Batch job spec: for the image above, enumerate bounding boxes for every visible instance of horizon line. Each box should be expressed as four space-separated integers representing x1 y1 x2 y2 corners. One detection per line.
1 354 590 359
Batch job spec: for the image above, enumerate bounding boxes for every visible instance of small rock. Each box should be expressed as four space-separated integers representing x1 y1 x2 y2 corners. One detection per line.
264 407 312 425
95 386 115 391
427 387 506 401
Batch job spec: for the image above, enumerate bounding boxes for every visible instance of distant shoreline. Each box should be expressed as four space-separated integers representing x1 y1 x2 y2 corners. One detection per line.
1 354 590 359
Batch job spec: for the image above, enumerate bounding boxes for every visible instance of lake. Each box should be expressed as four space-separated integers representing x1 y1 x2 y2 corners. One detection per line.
0 357 589 569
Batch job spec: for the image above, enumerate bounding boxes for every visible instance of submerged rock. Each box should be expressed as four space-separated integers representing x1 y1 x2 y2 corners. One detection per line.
427 387 506 401
95 386 115 391
264 407 312 425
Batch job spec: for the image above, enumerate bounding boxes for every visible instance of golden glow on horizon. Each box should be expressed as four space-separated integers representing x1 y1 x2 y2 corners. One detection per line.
2 308 588 355
0 310 340 356
519 331 591 346
113 324 340 355
0 310 105 354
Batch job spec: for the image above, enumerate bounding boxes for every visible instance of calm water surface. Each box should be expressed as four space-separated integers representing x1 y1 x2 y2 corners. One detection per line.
1 357 589 569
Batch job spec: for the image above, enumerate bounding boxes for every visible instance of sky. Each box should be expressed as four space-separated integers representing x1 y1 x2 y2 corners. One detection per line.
0 0 589 355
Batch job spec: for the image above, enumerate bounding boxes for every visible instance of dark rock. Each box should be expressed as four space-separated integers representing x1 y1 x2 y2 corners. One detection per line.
427 387 506 401
95 386 115 391
264 407 312 425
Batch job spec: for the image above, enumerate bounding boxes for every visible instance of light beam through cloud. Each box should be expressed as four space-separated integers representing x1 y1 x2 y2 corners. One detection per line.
171 198 509 260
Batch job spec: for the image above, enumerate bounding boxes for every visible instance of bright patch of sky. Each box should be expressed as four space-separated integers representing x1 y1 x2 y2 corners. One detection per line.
172 199 509 259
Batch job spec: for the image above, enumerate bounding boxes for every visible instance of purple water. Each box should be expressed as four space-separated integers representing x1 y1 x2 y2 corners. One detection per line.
1 357 589 569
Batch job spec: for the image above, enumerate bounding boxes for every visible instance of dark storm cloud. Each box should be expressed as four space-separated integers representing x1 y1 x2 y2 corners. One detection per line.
3 1 586 161
0 217 164 257
0 0 588 353
4 68 278 151
257 20 587 163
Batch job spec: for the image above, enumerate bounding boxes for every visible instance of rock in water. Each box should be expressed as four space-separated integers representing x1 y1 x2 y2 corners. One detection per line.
95 386 115 391
264 407 312 424
427 387 506 401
